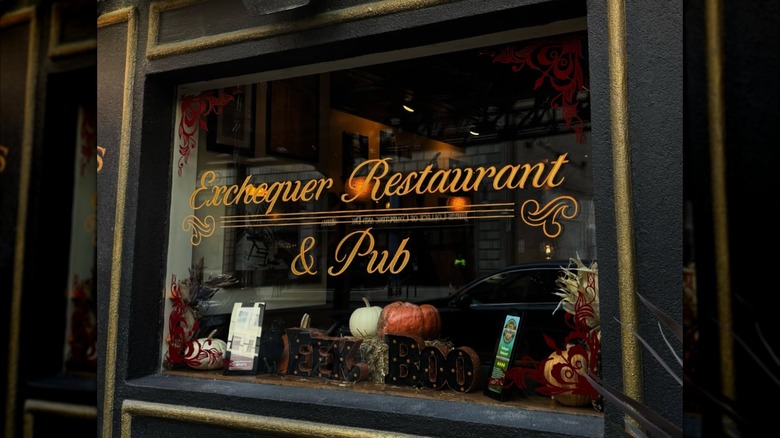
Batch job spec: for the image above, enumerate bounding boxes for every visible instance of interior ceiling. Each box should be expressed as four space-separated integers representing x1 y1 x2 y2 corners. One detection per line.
330 39 591 147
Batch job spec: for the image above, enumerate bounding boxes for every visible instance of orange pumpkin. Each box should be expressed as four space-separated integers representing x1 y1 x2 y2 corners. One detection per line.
376 301 441 340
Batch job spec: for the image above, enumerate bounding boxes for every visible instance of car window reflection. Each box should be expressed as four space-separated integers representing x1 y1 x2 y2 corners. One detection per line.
468 270 560 305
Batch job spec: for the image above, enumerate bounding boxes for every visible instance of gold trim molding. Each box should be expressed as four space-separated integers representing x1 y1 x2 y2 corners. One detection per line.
23 399 97 438
606 0 642 403
98 7 135 28
97 6 138 438
146 0 457 59
704 0 733 399
121 400 418 437
49 1 97 58
1 6 38 438
0 5 33 27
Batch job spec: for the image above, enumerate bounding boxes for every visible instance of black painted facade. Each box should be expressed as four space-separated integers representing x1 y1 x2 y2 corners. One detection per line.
93 1 683 437
7 0 778 436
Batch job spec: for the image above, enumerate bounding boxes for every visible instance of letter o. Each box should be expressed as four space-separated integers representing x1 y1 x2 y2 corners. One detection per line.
419 345 448 389
444 347 481 393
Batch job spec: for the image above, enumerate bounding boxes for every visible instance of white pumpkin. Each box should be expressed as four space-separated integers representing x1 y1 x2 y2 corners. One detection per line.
184 329 228 370
349 297 383 339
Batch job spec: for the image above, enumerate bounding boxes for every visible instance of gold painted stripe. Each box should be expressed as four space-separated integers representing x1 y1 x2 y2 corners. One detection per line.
606 0 642 404
2 6 38 438
704 0 733 399
23 399 97 438
222 214 511 229
146 0 457 59
121 400 420 438
48 2 97 58
225 202 516 218
97 6 137 438
221 206 514 223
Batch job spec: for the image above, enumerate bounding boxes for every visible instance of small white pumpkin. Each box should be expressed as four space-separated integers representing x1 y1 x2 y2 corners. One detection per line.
184 329 228 370
349 297 383 339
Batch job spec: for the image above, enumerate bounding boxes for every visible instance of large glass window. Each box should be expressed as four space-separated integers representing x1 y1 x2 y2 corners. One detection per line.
162 29 597 411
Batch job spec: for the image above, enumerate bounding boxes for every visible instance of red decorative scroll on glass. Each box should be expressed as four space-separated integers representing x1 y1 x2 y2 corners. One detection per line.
80 106 96 177
164 274 197 368
66 274 97 372
488 35 587 142
176 89 237 176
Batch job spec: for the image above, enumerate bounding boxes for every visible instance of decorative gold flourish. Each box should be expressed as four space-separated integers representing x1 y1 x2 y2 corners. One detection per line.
181 215 215 246
520 196 579 238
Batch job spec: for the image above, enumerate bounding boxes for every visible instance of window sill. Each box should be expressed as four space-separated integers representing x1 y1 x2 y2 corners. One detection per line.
131 369 604 436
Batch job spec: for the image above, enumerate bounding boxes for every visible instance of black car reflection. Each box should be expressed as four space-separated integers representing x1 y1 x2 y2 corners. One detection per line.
381 260 584 366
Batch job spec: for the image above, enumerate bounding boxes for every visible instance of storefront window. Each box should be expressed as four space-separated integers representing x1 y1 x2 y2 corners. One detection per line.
64 104 98 374
162 30 598 411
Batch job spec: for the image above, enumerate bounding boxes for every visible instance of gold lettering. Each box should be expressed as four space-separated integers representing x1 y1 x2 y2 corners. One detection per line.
368 238 411 274
389 169 419 197
251 183 268 204
544 153 569 187
328 229 375 276
315 178 333 199
229 176 255 205
384 172 405 197
281 180 298 202
190 170 216 210
187 156 566 229
283 178 332 203
412 165 435 195
339 160 514 203
450 166 496 192
437 168 460 192
526 162 547 188
209 184 231 207
300 179 319 202
291 236 318 275
493 164 516 190
341 159 391 203
188 171 333 213
425 168 450 193
367 250 390 273
225 184 239 201
471 166 497 190
262 181 287 212
97 146 106 173
400 171 416 195
328 229 410 276
493 162 548 190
